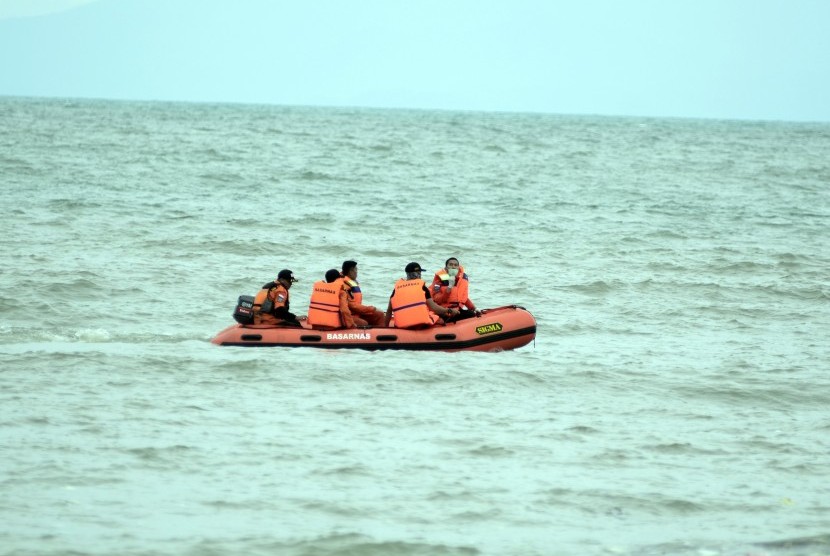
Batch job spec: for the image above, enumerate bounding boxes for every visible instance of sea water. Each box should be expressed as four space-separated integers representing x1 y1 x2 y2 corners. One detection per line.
1 97 829 556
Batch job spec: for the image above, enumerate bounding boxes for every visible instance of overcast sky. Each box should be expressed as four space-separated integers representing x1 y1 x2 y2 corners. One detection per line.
1 0 828 121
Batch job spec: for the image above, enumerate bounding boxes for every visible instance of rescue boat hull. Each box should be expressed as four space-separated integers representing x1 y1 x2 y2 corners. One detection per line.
211 305 536 352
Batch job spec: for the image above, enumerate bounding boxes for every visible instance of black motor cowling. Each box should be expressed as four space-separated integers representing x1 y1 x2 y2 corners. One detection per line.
232 295 255 324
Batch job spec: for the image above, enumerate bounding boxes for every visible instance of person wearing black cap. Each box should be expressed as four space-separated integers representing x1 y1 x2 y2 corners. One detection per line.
340 260 384 327
253 269 301 326
384 262 459 328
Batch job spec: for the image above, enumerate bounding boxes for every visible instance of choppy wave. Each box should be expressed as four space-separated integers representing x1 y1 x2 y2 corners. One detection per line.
1 97 829 556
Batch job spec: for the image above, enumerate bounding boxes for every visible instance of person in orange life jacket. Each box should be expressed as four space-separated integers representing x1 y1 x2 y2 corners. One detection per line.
340 260 384 327
384 262 458 329
307 269 357 330
431 257 480 322
253 269 301 326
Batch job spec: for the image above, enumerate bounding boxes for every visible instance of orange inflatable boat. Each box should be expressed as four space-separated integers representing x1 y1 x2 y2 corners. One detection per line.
211 305 536 352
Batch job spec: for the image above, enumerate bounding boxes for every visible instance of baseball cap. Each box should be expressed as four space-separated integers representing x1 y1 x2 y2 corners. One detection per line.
404 262 422 273
277 269 297 282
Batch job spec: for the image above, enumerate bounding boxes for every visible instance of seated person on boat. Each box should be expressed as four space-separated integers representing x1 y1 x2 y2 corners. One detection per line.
384 262 458 329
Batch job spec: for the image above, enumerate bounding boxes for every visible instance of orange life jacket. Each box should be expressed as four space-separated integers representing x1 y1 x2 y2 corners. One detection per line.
390 278 432 328
342 277 363 305
432 266 470 309
307 279 344 328
254 283 289 314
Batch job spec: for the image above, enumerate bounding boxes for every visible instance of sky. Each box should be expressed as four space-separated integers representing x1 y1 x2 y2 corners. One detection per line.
1 0 829 122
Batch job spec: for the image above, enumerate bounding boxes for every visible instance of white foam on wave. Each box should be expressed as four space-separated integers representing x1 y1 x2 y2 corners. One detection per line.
73 328 112 342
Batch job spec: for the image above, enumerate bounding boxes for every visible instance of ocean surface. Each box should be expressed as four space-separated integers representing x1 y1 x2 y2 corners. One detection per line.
1 96 829 556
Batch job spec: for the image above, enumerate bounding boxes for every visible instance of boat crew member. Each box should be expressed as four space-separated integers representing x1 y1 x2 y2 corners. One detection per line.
307 269 357 330
384 262 458 328
253 269 301 326
431 257 479 322
340 260 384 327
